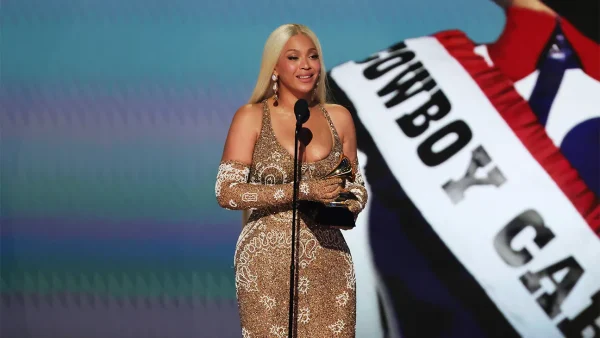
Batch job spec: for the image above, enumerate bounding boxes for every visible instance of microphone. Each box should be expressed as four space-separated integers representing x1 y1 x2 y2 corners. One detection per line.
294 99 310 125
288 98 309 337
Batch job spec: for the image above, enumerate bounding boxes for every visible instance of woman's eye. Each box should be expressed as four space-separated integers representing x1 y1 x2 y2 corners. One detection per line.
287 55 318 60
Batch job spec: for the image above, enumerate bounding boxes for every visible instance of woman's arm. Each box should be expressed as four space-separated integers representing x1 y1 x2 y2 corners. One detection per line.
327 104 369 219
216 160 296 210
215 104 294 210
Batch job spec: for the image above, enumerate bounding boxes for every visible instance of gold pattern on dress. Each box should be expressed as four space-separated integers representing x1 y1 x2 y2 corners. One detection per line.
260 295 277 310
298 276 310 294
336 292 350 307
299 182 310 195
298 307 311 324
270 325 287 338
216 100 367 337
328 319 346 335
298 228 320 268
342 252 357 291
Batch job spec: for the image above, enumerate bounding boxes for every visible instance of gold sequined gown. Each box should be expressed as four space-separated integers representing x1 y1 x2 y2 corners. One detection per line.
215 100 368 337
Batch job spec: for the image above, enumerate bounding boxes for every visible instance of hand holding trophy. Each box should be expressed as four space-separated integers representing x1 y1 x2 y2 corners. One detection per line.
322 155 358 208
301 154 357 229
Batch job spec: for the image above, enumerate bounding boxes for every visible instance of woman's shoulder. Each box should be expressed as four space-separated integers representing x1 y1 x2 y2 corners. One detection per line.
323 103 352 118
323 103 355 133
231 102 264 126
235 102 264 119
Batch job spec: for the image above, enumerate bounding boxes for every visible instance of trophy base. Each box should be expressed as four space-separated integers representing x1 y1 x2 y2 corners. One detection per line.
299 201 355 230
326 201 349 208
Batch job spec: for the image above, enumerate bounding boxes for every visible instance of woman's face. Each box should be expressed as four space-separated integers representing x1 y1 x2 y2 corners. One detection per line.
274 34 321 98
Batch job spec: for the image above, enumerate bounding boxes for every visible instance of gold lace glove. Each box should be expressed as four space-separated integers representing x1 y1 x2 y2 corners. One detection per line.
343 158 368 219
215 160 345 210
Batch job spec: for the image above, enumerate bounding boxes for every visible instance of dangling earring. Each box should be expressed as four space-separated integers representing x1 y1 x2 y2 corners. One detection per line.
272 73 279 106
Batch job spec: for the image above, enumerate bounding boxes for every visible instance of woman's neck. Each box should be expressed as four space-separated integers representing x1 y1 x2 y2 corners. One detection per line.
274 88 313 113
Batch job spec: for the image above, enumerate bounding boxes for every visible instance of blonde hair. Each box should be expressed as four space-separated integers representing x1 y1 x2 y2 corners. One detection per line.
248 24 328 105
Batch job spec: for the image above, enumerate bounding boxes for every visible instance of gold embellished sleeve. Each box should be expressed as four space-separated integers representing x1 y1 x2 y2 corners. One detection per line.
215 160 294 210
345 158 368 219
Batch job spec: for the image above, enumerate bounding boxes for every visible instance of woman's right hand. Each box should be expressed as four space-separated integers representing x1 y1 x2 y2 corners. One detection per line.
299 177 344 204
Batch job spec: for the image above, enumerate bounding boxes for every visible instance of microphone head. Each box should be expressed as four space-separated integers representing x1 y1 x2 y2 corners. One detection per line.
294 99 310 125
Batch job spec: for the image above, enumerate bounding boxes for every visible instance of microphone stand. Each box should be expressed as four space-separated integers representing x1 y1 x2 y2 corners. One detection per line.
288 120 301 338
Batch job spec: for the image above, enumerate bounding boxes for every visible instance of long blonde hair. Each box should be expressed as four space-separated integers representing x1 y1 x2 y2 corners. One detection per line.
248 24 328 105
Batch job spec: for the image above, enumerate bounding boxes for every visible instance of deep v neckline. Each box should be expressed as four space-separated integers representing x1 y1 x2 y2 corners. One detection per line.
263 100 339 165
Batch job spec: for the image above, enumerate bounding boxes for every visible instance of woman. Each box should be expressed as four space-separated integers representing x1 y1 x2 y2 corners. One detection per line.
214 24 367 337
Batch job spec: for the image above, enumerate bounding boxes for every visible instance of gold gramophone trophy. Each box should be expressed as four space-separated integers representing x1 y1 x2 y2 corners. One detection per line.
323 155 356 207
313 154 357 229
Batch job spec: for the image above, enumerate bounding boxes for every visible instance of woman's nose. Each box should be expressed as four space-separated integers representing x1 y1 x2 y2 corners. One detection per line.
300 58 311 69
